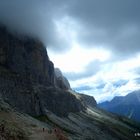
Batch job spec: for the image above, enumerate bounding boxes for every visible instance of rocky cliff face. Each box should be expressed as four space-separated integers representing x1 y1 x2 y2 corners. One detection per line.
54 68 71 90
0 26 54 86
0 25 85 117
73 93 97 108
78 94 97 108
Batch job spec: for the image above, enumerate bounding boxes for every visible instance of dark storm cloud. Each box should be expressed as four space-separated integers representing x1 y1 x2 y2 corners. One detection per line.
66 0 140 56
0 0 71 51
64 60 101 81
68 0 140 28
0 0 140 56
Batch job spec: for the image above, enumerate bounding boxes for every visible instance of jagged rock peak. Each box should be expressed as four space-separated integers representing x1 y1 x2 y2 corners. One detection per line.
54 68 71 90
74 93 97 108
80 94 97 107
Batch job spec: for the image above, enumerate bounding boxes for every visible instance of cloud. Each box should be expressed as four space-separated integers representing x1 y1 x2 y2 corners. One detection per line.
75 78 140 103
69 56 140 102
64 60 102 81
1 0 140 56
73 85 93 91
112 80 129 88
0 0 72 51
65 0 140 56
134 78 140 84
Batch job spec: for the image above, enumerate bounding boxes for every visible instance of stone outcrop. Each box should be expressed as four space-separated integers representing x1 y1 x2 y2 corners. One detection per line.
74 93 97 108
0 25 85 117
54 68 71 90
79 94 97 108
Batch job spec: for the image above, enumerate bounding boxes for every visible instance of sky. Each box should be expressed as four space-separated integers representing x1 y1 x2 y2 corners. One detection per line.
0 0 140 102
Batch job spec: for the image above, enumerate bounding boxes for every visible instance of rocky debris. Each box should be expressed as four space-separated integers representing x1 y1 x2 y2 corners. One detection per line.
78 94 97 108
0 25 85 117
72 92 97 108
0 121 26 140
54 68 71 90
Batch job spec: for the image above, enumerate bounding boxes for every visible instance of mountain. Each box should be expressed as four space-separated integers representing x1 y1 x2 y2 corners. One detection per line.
54 68 71 90
73 92 97 108
0 25 140 140
99 90 140 122
0 25 85 117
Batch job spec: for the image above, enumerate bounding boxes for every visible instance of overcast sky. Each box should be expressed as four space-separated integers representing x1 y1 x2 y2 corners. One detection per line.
0 0 140 102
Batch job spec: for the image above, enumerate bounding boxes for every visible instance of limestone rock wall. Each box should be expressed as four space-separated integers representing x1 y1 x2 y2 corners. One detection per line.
0 26 54 86
54 68 71 90
0 26 85 117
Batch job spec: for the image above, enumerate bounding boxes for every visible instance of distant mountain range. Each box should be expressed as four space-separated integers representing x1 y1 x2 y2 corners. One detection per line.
99 90 140 122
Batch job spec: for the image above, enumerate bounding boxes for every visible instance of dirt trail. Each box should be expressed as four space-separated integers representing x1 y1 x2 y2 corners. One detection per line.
29 128 57 140
0 111 68 140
